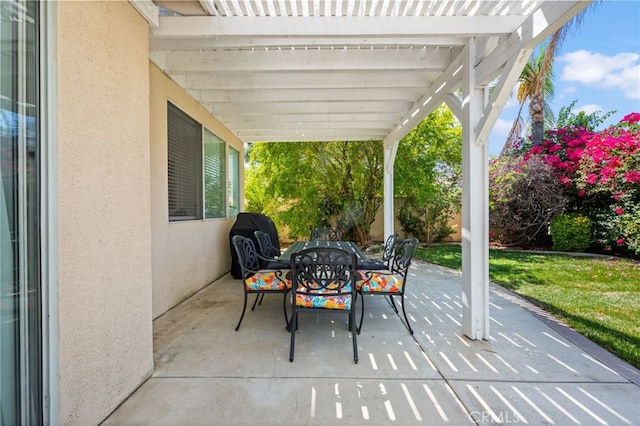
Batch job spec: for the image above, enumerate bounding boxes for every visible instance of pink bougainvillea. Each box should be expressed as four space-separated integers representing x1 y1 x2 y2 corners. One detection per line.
511 113 640 254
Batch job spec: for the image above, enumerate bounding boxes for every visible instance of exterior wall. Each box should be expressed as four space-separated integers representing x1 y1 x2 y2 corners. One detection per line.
56 2 153 424
149 64 243 318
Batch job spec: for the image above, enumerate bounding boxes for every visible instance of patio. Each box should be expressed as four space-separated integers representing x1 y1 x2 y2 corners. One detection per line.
103 260 639 425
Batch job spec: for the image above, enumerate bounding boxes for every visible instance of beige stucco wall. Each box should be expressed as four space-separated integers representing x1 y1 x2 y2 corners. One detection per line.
56 1 154 425
149 64 243 318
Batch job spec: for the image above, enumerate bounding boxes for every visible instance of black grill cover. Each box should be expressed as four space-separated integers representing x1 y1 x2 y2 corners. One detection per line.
229 212 280 278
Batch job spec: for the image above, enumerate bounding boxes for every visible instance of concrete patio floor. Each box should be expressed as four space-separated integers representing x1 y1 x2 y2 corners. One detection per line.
103 260 640 425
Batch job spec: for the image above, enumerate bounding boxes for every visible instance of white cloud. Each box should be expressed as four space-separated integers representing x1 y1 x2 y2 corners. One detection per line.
492 117 516 136
577 104 603 115
558 50 640 99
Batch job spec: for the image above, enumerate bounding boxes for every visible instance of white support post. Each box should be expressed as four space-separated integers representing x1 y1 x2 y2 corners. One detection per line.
383 144 395 239
461 39 490 340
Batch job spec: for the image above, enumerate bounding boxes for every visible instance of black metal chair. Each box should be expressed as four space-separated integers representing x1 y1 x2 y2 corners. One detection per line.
289 247 359 363
357 238 419 335
310 227 342 241
254 230 281 259
382 233 400 269
231 235 291 331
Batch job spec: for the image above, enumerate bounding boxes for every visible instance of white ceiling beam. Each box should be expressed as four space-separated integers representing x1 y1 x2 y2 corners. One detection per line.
129 0 159 28
175 70 440 90
236 128 385 143
198 0 219 15
474 48 531 147
223 112 402 125
207 100 413 115
475 0 592 85
163 47 456 73
383 45 466 147
149 36 469 50
195 87 423 103
226 120 397 130
151 15 525 38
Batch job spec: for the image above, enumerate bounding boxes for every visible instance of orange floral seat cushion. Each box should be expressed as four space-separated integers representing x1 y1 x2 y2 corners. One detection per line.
357 271 403 293
245 270 291 291
295 285 352 310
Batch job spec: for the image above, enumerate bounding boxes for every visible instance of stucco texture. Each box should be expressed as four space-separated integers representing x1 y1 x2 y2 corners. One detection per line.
56 2 153 424
149 64 243 319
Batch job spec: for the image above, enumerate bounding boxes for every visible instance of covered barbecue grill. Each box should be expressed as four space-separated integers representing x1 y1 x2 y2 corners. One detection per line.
229 212 280 278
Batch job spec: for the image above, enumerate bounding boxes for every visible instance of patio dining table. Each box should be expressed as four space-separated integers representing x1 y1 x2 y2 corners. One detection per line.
268 240 387 270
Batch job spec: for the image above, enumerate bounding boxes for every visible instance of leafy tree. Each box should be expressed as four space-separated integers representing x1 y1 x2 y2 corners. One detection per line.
245 140 383 244
245 105 464 246
395 105 462 246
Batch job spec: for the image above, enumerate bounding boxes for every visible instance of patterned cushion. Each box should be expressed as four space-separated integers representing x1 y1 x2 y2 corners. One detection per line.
245 270 291 291
295 286 352 310
357 270 403 293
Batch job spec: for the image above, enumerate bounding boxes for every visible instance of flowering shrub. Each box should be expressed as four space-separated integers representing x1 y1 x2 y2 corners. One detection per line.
489 155 567 246
506 111 640 254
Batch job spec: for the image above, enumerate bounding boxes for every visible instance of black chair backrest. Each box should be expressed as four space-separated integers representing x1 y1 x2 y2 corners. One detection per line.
310 227 342 241
292 247 356 299
389 238 418 278
254 230 280 258
231 235 261 274
382 233 400 266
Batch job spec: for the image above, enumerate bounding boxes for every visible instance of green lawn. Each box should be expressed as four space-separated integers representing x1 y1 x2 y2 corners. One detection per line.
414 244 640 368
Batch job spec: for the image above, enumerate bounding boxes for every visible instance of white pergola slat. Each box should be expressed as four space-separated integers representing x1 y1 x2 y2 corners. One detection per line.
136 0 592 340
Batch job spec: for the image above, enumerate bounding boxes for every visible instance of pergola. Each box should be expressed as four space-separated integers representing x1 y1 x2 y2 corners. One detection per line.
132 0 591 340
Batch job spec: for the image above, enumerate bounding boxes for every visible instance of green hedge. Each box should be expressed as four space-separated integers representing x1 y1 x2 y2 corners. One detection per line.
550 213 592 252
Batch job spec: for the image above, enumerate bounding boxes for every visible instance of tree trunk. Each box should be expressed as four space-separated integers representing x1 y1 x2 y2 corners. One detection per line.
529 94 545 145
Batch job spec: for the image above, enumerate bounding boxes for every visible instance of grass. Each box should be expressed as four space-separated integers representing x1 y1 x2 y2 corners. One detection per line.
414 244 640 369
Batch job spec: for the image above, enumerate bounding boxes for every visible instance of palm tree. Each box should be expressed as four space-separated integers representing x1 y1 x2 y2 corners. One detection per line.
517 32 559 146
502 4 598 154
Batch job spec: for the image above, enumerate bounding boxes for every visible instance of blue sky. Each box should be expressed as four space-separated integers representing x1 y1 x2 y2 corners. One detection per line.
487 0 640 157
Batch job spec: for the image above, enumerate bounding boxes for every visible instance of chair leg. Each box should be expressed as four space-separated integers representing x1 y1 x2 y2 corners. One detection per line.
351 310 358 364
357 291 365 335
283 290 291 331
289 309 298 362
235 291 249 331
386 295 399 313
251 293 261 311
400 295 414 335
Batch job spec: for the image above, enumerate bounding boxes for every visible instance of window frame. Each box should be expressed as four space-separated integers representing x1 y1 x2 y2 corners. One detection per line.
167 101 239 222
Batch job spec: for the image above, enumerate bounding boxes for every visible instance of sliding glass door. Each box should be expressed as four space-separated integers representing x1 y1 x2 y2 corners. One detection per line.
1 1 43 424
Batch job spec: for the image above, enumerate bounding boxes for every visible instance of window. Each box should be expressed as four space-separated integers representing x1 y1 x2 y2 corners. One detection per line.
228 146 240 217
204 129 226 218
167 102 202 221
167 102 239 221
1 0 43 422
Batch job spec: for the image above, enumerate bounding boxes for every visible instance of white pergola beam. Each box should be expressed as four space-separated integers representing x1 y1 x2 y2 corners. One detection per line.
162 47 455 73
175 70 440 90
475 0 592 84
196 87 424 103
237 129 385 142
460 39 490 341
383 52 464 147
223 113 401 125
198 0 219 15
474 49 532 147
129 0 159 28
152 15 526 38
150 36 470 50
207 100 412 115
